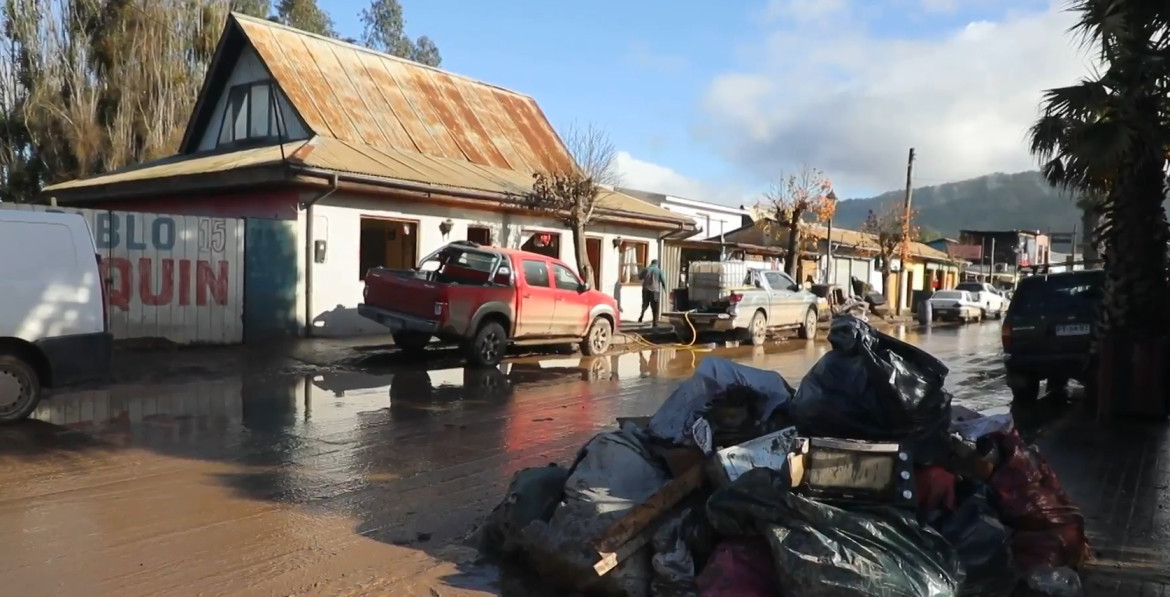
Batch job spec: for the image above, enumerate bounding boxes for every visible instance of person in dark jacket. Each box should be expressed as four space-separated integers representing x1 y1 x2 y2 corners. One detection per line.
639 259 667 327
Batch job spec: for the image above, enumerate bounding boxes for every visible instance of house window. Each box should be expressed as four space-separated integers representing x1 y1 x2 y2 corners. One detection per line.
359 217 417 279
217 80 284 147
619 240 648 284
522 231 560 259
467 225 492 246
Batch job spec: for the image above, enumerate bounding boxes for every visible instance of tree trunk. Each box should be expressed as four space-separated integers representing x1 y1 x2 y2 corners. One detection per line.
784 221 800 277
1080 207 1100 265
1094 148 1170 420
571 220 592 286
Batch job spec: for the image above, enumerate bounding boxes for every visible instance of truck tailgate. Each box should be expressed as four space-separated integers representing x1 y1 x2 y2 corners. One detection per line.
364 268 444 320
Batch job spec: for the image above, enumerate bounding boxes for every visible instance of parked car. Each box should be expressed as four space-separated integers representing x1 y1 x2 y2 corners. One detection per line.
358 241 619 367
955 281 1009 318
1001 269 1104 402
0 209 112 423
665 261 818 345
929 290 983 322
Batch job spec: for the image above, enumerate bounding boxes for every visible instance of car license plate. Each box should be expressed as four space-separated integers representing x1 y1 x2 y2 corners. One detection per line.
1055 324 1090 336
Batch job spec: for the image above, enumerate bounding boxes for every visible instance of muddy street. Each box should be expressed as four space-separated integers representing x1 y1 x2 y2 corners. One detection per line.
0 322 1009 597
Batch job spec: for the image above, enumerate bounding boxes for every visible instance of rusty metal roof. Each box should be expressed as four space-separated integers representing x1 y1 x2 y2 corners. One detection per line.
290 136 687 223
42 135 689 226
233 14 574 177
723 220 956 263
42 142 301 191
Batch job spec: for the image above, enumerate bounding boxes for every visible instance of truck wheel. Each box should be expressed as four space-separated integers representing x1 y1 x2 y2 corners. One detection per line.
0 354 42 424
798 308 818 340
393 331 431 356
580 317 613 356
747 311 767 346
466 321 507 368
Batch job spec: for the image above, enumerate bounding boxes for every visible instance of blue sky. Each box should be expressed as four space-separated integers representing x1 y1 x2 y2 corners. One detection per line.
324 0 1086 203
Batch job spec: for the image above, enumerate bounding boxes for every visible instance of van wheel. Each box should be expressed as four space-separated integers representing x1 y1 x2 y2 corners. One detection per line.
747 311 767 346
0 354 41 424
799 308 818 340
393 332 431 356
581 317 613 356
466 321 507 368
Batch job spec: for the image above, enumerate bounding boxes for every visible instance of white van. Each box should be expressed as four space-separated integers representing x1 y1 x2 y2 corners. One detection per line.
0 209 111 423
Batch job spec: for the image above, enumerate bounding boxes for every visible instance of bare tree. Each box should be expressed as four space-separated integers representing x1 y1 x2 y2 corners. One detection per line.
522 122 619 284
860 202 919 295
756 166 836 277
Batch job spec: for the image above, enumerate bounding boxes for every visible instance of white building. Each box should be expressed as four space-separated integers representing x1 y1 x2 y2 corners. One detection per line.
617 188 750 241
41 13 697 342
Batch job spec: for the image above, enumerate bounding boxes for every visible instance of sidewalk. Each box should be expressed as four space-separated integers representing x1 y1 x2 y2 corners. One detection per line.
1034 404 1170 593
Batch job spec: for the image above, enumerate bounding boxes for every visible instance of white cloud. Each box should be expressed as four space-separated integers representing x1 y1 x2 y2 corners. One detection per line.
701 1 1095 196
613 151 710 199
613 150 759 208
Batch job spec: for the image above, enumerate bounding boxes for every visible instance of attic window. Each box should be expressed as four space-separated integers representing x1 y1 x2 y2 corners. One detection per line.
217 80 284 147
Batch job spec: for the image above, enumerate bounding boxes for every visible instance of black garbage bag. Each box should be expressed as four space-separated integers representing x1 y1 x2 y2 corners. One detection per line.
788 314 953 464
520 428 671 597
650 507 705 597
648 357 794 447
928 487 1018 597
476 464 569 559
707 468 964 597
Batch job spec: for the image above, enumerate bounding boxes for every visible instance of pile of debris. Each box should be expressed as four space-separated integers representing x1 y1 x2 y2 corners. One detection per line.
475 316 1091 597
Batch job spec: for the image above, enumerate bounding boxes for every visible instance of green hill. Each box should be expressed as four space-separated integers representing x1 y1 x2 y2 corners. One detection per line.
834 171 1084 238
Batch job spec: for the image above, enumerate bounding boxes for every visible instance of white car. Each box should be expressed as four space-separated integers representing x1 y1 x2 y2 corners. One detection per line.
955 282 1009 319
929 290 983 323
0 209 112 423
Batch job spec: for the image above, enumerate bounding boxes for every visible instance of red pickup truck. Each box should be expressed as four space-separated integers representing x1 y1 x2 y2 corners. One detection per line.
359 241 620 367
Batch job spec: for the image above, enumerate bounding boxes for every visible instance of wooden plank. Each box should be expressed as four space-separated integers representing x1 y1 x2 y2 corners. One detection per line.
591 464 705 576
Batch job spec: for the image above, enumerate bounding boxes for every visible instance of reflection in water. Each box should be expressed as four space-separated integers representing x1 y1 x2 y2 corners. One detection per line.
31 379 245 444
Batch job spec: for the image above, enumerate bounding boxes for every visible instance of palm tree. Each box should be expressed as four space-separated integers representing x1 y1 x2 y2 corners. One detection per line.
1028 0 1170 418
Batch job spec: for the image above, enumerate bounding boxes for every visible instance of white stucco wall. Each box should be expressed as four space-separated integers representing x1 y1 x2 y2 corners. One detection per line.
657 199 747 241
298 191 664 337
194 46 309 152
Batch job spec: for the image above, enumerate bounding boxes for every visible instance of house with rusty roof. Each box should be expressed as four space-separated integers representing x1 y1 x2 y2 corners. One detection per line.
39 13 696 339
719 219 963 313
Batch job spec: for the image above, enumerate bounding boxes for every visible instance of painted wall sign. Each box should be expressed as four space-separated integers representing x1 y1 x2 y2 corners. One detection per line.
1 204 245 344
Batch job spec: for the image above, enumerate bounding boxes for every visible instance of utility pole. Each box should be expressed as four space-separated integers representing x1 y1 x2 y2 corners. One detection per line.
898 148 915 315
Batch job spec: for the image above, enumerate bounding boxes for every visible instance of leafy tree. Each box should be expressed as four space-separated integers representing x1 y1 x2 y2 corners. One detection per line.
274 0 333 36
359 0 440 66
230 0 268 18
860 203 919 296
1028 0 1170 415
521 122 619 284
756 166 836 277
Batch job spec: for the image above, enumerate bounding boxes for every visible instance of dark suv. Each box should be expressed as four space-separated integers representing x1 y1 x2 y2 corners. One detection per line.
1001 269 1104 402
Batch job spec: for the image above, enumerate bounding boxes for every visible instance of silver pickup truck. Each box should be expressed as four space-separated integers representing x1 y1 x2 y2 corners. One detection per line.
667 261 820 345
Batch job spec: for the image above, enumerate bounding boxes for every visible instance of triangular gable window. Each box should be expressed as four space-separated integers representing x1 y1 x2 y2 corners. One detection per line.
217 80 284 147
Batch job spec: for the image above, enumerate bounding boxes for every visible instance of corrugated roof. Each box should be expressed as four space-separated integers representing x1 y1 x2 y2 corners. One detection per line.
43 136 687 225
43 142 303 191
723 220 956 262
290 136 685 222
233 14 573 176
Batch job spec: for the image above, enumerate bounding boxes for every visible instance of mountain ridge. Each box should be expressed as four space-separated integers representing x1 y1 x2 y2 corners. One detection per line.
834 171 1083 239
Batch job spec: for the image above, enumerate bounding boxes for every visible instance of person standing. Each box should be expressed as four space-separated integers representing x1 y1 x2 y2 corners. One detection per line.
639 259 667 327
